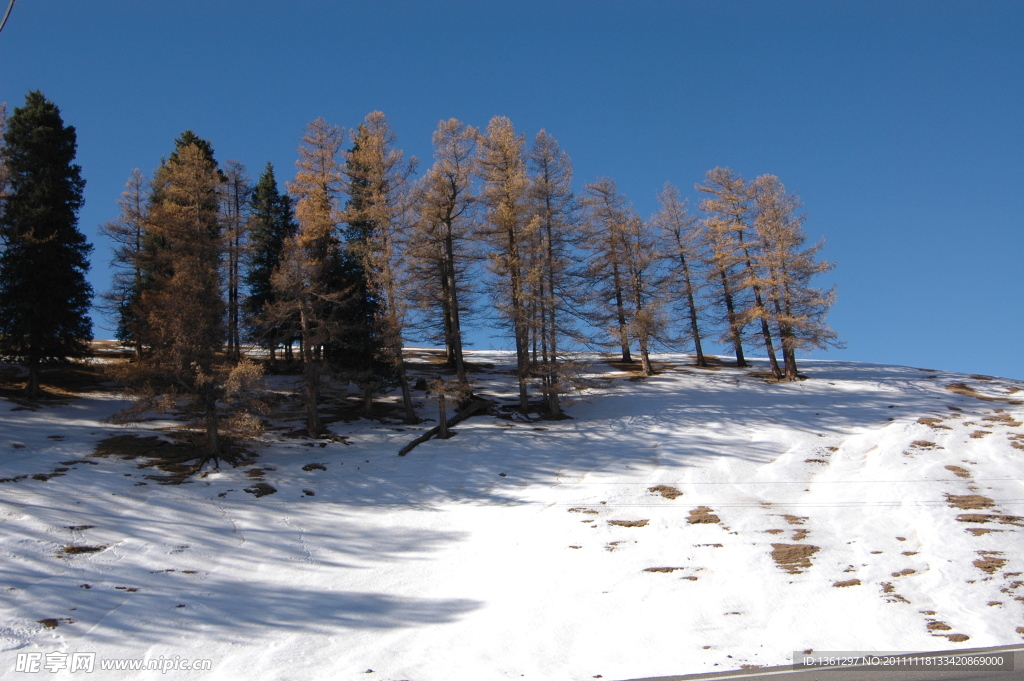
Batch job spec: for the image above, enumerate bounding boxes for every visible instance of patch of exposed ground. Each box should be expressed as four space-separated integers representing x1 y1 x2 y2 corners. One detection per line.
833 579 861 587
946 494 995 510
945 465 972 479
946 382 1023 405
647 485 682 500
244 483 277 498
957 513 1024 526
892 568 916 577
93 434 251 483
792 529 810 541
918 417 952 430
974 552 1007 574
302 463 326 471
905 441 943 455
969 430 992 439
608 519 648 528
982 411 1023 427
688 507 721 524
771 543 819 574
37 618 74 629
60 545 108 555
781 514 808 525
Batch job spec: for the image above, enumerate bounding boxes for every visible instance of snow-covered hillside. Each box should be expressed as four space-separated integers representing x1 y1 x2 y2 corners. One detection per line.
2 353 1023 680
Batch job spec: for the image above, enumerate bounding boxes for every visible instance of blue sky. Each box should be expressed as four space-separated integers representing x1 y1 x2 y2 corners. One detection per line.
2 1 1021 378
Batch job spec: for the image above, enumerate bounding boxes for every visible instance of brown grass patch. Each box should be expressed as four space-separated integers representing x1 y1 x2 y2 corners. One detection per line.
946 382 1022 405
946 494 995 510
782 514 808 525
60 545 108 555
37 618 74 629
644 567 685 573
765 529 785 535
909 440 942 450
969 430 992 439
958 513 1024 526
302 463 327 471
892 568 916 577
604 541 623 552
918 417 952 430
647 485 682 500
983 413 1023 427
792 529 810 541
945 465 972 479
608 519 648 528
66 525 94 531
243 483 277 498
945 634 970 642
568 507 599 515
688 507 720 524
833 579 861 587
771 543 819 573
804 458 827 464
927 621 952 632
974 553 1007 574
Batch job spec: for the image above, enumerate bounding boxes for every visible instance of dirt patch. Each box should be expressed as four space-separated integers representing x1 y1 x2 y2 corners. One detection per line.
957 513 1024 526
569 508 599 515
604 541 624 552
688 507 721 524
243 483 277 498
927 621 952 632
59 459 98 466
983 412 1023 427
302 463 327 471
66 525 94 531
804 458 827 464
792 529 810 541
918 417 952 430
781 514 808 525
37 618 74 629
60 545 108 555
969 430 992 439
946 494 995 510
892 568 916 577
771 543 819 573
93 433 251 483
945 465 972 479
945 634 970 642
647 485 682 500
974 553 1007 574
946 382 1023 405
608 519 648 528
909 440 942 451
644 567 686 573
833 579 861 587
765 529 785 534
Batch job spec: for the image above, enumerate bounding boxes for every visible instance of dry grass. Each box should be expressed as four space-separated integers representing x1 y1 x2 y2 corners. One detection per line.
918 417 952 430
832 579 861 587
770 543 819 573
647 485 682 500
687 507 721 524
974 552 1007 574
946 382 1023 405
945 465 972 479
945 494 995 510
60 545 108 555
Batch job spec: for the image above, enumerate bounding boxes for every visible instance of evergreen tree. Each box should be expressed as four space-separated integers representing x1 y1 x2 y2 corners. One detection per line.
0 91 92 397
221 160 251 360
243 162 297 361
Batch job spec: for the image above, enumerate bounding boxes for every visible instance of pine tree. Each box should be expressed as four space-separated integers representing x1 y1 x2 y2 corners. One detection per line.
477 116 532 412
409 118 479 382
652 183 708 367
99 168 149 357
343 111 418 424
0 91 93 397
243 162 297 362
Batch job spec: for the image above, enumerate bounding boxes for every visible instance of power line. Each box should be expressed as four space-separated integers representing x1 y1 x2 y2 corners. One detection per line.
0 0 15 36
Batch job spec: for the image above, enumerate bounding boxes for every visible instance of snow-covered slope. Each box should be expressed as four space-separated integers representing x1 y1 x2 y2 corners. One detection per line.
2 354 1023 680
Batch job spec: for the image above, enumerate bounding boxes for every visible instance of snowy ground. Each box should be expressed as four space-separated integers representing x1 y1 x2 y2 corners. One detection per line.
2 352 1024 680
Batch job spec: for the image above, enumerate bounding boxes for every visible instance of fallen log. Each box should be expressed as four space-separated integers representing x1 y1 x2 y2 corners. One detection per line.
398 398 492 456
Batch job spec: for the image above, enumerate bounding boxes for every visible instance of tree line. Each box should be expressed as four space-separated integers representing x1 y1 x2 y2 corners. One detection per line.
0 90 841 463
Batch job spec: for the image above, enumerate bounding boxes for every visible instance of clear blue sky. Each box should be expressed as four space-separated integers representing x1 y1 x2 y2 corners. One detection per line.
2 1 1021 378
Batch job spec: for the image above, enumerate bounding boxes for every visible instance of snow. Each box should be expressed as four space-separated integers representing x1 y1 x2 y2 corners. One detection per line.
2 354 1024 680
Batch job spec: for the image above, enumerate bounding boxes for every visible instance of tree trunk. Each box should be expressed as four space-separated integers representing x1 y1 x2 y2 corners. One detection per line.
611 260 632 363
26 359 40 398
678 254 707 367
718 268 746 367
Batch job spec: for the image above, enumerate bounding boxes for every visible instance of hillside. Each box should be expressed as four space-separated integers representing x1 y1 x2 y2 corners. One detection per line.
1 351 1023 680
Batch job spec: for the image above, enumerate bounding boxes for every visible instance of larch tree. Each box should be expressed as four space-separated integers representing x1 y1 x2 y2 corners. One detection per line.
750 174 842 379
273 117 349 437
0 91 93 397
408 118 478 382
652 183 708 367
343 111 418 424
477 116 532 411
525 129 578 414
220 160 251 360
99 168 150 357
581 177 636 365
125 142 259 462
243 162 298 363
